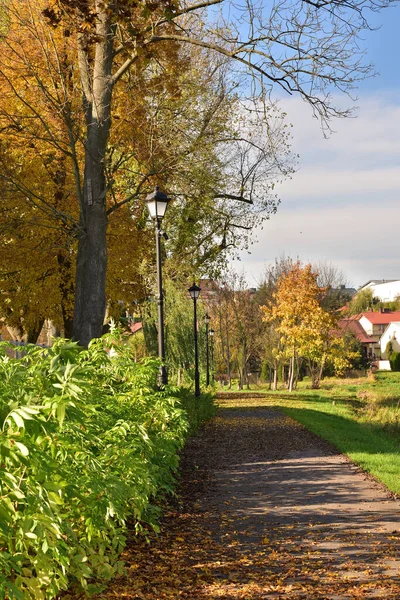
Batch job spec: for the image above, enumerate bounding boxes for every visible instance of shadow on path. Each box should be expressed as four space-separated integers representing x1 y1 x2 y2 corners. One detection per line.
91 405 400 599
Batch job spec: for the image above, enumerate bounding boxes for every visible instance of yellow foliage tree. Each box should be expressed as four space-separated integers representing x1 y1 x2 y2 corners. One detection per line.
0 1 292 342
262 262 350 389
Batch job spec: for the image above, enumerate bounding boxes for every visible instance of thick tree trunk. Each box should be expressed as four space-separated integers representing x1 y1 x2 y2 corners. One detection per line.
26 319 45 344
73 176 108 347
73 9 113 347
57 252 74 339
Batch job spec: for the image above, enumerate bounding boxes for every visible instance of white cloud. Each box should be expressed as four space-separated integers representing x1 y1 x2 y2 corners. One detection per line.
280 167 400 200
281 93 400 164
236 92 400 288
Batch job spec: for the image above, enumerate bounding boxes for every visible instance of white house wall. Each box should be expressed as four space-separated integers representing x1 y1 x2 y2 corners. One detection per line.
359 316 373 336
380 322 400 357
362 281 400 302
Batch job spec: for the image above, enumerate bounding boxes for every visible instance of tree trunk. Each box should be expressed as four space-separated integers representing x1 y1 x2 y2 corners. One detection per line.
73 182 108 347
293 356 301 389
288 355 295 392
57 252 74 339
310 359 323 389
225 309 232 389
273 365 278 391
26 319 45 345
72 10 114 347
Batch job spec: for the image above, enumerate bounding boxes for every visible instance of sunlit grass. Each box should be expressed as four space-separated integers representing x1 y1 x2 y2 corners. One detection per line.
217 372 400 495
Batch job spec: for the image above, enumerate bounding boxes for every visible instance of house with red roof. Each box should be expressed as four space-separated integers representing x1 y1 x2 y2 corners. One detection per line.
336 311 400 365
336 318 376 359
358 311 400 340
354 311 400 363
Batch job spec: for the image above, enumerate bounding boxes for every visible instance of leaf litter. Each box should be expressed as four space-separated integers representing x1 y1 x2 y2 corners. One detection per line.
73 403 400 599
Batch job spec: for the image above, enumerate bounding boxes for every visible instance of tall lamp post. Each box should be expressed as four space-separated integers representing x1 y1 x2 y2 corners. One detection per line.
209 328 215 382
188 283 201 397
204 313 211 387
145 187 170 386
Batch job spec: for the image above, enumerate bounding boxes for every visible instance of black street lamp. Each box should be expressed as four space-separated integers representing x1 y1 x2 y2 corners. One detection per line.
145 186 170 386
209 328 215 382
188 283 201 397
204 313 211 386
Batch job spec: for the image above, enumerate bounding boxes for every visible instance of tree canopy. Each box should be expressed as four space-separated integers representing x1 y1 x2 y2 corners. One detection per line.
261 262 357 389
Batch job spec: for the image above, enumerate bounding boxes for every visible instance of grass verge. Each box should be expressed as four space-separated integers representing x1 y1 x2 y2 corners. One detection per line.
217 372 400 496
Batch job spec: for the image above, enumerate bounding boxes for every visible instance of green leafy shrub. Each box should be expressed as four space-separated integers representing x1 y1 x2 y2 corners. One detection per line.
0 330 214 599
390 351 400 372
386 340 394 360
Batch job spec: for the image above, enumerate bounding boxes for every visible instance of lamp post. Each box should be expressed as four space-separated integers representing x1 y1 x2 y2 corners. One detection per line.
204 313 211 387
145 187 170 386
188 283 201 397
209 328 215 382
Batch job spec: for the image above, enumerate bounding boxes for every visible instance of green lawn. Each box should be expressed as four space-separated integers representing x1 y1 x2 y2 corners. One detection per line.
217 372 400 495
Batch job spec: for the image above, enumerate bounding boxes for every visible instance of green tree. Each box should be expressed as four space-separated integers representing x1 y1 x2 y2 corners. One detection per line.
142 279 210 387
348 288 375 315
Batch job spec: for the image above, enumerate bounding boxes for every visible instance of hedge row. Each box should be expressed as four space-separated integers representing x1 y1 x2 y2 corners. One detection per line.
0 332 215 599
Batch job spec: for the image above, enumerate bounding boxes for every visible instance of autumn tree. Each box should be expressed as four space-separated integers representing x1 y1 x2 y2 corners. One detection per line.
0 0 396 346
262 263 341 390
231 285 265 390
220 272 265 389
256 256 298 388
210 279 235 387
0 1 293 343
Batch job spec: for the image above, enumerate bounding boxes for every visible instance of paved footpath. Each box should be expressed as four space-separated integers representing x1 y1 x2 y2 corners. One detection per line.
95 403 400 599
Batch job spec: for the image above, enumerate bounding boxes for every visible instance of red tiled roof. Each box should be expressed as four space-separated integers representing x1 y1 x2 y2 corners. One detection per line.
130 322 143 334
337 319 375 344
360 311 400 325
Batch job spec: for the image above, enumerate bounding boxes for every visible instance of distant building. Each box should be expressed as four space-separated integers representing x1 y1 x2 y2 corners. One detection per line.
358 280 400 303
380 322 400 358
336 310 400 364
129 321 143 335
336 318 376 359
198 279 221 303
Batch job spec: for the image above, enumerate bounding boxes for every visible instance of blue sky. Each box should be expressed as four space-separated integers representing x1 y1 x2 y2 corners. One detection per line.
234 3 400 289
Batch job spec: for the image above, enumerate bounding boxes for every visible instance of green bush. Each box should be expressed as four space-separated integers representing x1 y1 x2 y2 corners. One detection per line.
0 330 214 599
386 340 394 361
389 351 400 372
